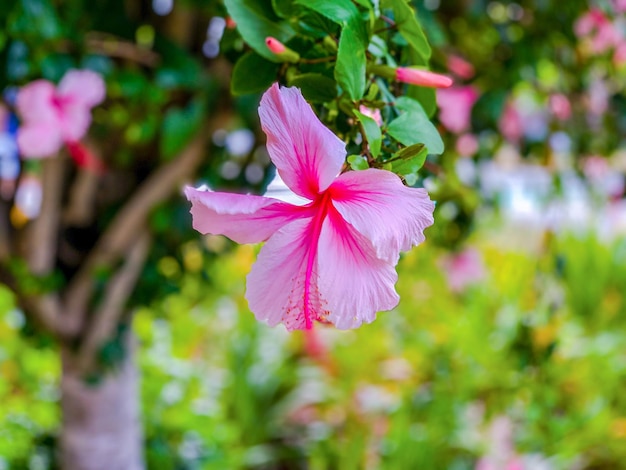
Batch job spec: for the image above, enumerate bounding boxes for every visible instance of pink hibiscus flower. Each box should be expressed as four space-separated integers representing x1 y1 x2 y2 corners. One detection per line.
437 86 479 134
16 69 105 159
186 83 435 330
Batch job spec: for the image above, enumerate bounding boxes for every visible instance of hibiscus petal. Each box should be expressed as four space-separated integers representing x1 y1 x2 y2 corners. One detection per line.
317 206 400 329
60 103 91 142
258 83 346 199
16 80 57 124
329 169 435 263
58 69 106 108
185 186 310 244
17 123 64 158
246 217 323 331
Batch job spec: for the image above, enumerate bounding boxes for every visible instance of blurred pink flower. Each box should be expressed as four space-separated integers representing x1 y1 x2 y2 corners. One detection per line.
548 94 572 121
358 105 382 126
186 83 435 330
456 133 479 157
614 0 626 13
614 42 626 65
441 248 486 293
16 69 105 159
499 101 523 144
447 54 475 80
588 78 609 116
437 86 479 134
575 8 621 54
396 67 453 88
475 416 524 470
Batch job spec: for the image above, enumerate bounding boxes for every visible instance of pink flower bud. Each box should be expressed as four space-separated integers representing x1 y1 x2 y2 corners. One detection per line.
395 67 453 88
265 37 286 54
265 37 300 63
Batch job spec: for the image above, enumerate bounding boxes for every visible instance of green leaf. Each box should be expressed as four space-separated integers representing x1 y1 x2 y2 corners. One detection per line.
297 0 364 33
354 109 382 157
224 0 295 62
160 99 204 160
391 144 428 175
272 0 301 18
336 26 366 100
297 0 367 100
288 73 337 103
348 155 369 170
407 83 437 117
8 0 63 41
381 0 431 65
387 97 443 154
232 51 280 96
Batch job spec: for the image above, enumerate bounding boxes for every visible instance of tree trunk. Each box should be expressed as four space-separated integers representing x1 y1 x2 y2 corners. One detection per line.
59 334 144 470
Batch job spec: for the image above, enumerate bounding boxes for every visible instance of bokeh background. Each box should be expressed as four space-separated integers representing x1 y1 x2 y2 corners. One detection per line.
2 0 626 468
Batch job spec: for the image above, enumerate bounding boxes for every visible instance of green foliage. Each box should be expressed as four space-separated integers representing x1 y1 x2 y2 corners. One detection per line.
7 229 626 468
231 52 280 96
160 99 205 161
223 0 296 62
224 0 444 175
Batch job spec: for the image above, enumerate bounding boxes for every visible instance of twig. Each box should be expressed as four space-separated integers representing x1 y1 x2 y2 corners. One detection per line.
76 229 150 372
0 201 10 261
62 130 208 337
0 265 73 338
86 32 160 68
27 156 65 275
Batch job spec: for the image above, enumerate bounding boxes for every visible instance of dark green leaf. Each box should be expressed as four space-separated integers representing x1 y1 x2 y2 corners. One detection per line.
297 0 367 100
224 0 295 62
232 51 280 96
391 144 428 175
407 83 437 117
354 109 382 157
288 73 336 102
336 26 366 100
387 97 443 154
272 0 301 18
297 0 364 32
381 0 431 65
8 0 63 41
160 99 204 160
347 155 369 170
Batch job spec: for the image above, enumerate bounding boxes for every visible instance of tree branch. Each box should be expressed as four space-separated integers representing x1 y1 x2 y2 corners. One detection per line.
63 130 208 337
76 229 150 372
0 265 73 338
27 156 65 275
0 200 10 261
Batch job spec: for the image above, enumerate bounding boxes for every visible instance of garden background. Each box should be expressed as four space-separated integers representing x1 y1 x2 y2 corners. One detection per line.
2 0 626 469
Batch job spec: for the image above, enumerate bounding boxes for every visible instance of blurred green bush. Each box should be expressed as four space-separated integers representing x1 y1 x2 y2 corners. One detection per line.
3 227 626 469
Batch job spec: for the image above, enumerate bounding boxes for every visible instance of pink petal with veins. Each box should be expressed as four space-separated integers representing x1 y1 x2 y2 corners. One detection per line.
185 186 310 244
258 83 346 199
246 217 322 330
318 206 400 329
330 169 434 263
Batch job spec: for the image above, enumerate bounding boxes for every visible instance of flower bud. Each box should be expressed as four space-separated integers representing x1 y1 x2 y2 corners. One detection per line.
265 37 300 63
395 67 453 88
